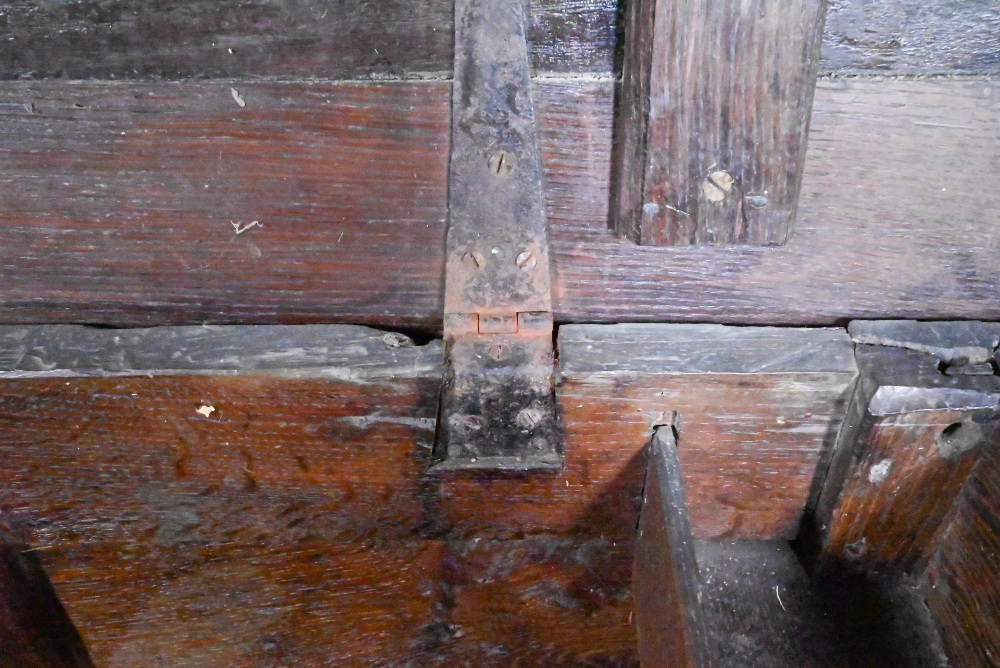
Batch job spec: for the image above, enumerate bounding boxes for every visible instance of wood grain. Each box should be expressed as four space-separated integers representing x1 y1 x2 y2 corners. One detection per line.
1 78 997 326
557 324 858 540
823 0 1000 75
0 323 643 666
634 430 713 668
924 430 1000 668
816 321 1000 575
2 0 997 80
612 0 825 245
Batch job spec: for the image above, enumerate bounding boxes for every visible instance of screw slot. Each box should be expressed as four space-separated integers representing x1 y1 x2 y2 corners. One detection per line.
489 151 515 176
462 251 485 270
515 251 536 271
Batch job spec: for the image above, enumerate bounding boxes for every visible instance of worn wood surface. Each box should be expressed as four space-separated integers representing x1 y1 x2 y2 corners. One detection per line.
697 541 948 667
0 78 997 327
1 0 996 80
924 428 1000 668
612 0 825 245
559 324 857 540
817 322 1000 575
0 324 640 666
634 429 713 668
822 0 1000 75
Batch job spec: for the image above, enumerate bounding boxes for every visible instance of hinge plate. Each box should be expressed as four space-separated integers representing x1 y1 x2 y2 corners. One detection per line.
433 0 562 471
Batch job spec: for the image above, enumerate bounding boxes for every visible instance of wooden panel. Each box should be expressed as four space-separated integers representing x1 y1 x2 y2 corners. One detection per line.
2 0 997 81
556 325 858 540
817 321 1000 575
823 0 1000 75
924 433 1000 667
612 0 825 246
634 429 713 668
0 541 93 668
551 78 1000 324
0 81 450 328
41 540 446 667
0 0 618 80
1 78 998 326
0 323 644 666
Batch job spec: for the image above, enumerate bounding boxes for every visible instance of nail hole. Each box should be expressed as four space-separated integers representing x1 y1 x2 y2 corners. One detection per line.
937 421 983 460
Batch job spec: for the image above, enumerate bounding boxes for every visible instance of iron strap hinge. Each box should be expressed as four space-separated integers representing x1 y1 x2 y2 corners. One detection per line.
432 0 562 471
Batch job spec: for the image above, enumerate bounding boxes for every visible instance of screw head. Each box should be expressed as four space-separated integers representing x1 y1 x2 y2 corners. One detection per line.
488 151 515 176
462 251 485 270
747 195 769 209
515 251 536 271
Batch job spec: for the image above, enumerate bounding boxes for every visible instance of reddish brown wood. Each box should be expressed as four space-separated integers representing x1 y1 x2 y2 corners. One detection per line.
0 79 997 327
611 0 826 246
817 321 1000 575
924 429 1000 667
0 324 639 666
556 325 857 540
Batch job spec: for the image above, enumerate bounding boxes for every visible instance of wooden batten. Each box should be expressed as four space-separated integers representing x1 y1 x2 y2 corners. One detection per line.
611 0 826 246
634 428 714 668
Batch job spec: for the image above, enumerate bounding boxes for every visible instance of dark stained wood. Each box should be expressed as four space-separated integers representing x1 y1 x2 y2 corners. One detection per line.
611 0 826 246
1 0 997 81
634 429 713 668
0 539 94 668
0 0 617 81
823 0 1000 75
923 427 1000 668
556 325 857 540
1 78 998 327
697 541 949 667
816 321 1000 575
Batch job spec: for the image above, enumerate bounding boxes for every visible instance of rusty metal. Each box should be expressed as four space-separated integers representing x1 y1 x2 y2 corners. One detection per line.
433 0 561 470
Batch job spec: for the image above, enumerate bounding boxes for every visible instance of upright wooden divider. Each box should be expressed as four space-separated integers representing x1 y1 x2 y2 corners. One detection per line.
634 428 714 667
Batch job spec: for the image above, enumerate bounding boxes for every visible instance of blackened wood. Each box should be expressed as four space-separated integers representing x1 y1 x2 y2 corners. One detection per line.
560 324 858 539
0 539 94 668
816 321 1000 575
0 0 618 81
923 428 1000 667
612 0 826 246
634 428 714 668
0 79 998 327
2 0 997 81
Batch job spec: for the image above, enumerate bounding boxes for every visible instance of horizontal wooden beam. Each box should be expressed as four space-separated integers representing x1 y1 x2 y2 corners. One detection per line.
0 78 997 327
0 0 995 80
